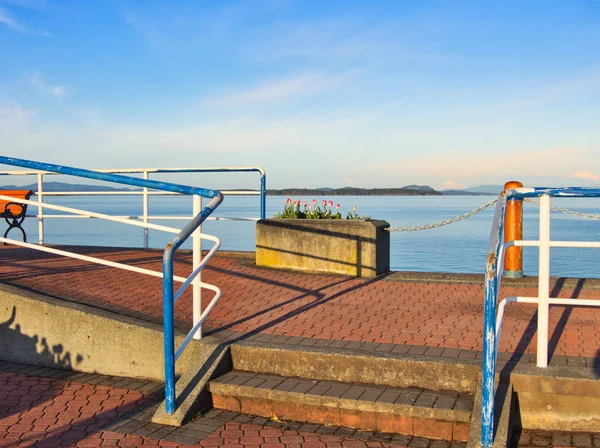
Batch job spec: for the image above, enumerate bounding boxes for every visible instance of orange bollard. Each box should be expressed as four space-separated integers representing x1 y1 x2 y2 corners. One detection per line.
503 181 524 278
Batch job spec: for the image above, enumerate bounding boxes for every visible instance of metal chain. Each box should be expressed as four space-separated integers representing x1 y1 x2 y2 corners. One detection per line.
386 198 498 232
523 197 600 220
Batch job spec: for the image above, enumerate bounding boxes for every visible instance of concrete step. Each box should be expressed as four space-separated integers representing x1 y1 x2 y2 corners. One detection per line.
208 370 474 442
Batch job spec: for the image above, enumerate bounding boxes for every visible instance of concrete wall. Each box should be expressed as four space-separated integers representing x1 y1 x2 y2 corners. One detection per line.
0 284 183 381
256 219 390 277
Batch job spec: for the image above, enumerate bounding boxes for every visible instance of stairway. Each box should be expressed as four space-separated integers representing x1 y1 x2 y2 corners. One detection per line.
208 370 474 442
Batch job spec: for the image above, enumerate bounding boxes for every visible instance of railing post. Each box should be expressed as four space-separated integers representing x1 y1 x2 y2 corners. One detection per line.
503 181 523 278
537 194 551 367
192 195 202 340
163 252 176 415
37 173 44 245
260 173 266 219
143 171 149 249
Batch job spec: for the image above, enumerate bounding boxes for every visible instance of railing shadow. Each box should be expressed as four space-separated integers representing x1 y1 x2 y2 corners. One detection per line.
0 306 84 420
500 277 585 375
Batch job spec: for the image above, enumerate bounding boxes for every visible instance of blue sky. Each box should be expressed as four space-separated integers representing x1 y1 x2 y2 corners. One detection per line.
1 0 600 189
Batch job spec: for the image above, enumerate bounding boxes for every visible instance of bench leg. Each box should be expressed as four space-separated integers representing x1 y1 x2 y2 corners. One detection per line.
3 222 27 243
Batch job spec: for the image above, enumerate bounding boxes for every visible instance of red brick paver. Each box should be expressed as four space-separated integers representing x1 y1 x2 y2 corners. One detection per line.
0 367 414 447
1 247 599 359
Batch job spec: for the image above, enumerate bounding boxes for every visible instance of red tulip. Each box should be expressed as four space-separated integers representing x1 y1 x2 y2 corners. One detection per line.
287 198 292 204
328 200 333 207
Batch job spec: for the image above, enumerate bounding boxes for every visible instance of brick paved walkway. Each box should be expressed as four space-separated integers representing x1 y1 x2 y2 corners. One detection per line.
0 361 457 447
1 246 599 359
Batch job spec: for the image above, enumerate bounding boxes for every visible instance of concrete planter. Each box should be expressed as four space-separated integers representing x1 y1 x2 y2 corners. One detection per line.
256 219 390 278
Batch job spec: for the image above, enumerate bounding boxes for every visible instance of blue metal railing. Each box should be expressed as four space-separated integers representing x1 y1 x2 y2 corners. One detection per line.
0 156 224 415
482 186 600 447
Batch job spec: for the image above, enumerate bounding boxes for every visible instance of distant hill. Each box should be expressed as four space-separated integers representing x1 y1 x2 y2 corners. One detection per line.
267 186 442 196
441 185 503 196
0 182 134 192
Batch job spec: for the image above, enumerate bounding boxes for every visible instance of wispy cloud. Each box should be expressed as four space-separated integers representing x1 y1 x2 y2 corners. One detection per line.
570 171 600 184
0 6 49 36
29 72 66 99
203 71 358 108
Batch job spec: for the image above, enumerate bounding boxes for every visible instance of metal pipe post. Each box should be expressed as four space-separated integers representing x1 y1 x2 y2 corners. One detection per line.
503 181 523 278
537 194 551 367
37 173 44 245
192 195 203 340
143 171 149 249
260 174 266 219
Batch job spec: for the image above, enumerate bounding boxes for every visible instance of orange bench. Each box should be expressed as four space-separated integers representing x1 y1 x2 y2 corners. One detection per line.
0 190 33 242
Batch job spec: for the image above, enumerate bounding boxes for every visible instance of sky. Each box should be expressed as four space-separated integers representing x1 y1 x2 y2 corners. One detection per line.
1 0 600 190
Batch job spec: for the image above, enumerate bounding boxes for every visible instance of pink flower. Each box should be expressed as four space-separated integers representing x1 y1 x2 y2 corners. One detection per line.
312 199 317 205
303 200 308 206
336 204 340 209
287 198 292 204
308 205 312 210
322 199 327 206
328 200 333 207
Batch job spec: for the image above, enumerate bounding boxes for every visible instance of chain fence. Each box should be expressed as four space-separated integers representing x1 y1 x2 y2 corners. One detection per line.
386 198 498 232
523 197 600 220
386 195 600 233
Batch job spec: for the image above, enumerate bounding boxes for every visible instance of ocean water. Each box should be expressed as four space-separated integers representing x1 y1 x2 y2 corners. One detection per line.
15 195 600 279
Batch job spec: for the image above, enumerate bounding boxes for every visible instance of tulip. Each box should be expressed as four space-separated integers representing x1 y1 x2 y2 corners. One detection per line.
308 205 312 210
312 199 317 205
287 198 292 204
303 201 308 206
328 200 333 207
353 206 357 211
322 199 327 206
336 204 340 209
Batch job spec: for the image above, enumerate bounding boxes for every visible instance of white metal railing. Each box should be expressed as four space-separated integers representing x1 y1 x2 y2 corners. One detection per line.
0 166 266 248
482 186 600 447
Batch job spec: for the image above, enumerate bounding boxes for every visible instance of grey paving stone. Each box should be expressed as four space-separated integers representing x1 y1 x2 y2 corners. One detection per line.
131 422 165 437
359 389 383 402
184 421 222 433
243 376 268 388
334 427 356 437
454 397 474 411
396 391 420 405
344 341 364 350
298 338 319 347
424 347 445 357
392 434 412 445
114 419 148 434
274 379 300 392
414 393 436 408
298 423 321 433
323 385 351 398
431 441 450 448
170 428 208 441
329 339 349 349
552 433 571 446
374 343 395 353
255 377 284 390
202 409 223 419
359 342 380 352
572 433 593 447
434 396 457 409
290 381 318 394
409 345 427 355
306 383 332 396
341 387 367 400
232 414 253 423
409 436 431 447
314 338 335 348
392 344 411 354
458 349 479 359
161 433 200 445
377 391 401 404
441 348 461 358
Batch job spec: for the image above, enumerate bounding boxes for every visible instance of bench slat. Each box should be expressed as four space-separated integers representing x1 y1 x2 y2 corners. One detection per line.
0 190 33 216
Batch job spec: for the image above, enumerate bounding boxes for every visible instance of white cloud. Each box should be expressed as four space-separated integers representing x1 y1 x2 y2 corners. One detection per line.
570 171 600 184
29 72 66 99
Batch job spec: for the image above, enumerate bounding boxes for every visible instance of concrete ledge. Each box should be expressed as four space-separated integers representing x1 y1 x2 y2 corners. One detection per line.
467 383 514 448
256 219 390 278
230 342 480 393
0 283 183 381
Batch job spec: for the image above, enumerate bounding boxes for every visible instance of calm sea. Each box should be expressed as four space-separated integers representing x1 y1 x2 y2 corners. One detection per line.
17 195 600 279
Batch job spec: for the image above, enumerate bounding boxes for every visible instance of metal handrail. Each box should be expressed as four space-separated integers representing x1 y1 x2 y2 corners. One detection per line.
0 156 224 415
0 166 266 247
481 186 600 447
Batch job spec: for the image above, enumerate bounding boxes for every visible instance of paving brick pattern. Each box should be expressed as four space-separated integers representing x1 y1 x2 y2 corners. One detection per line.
1 247 599 359
211 371 474 412
516 429 600 447
0 361 465 447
